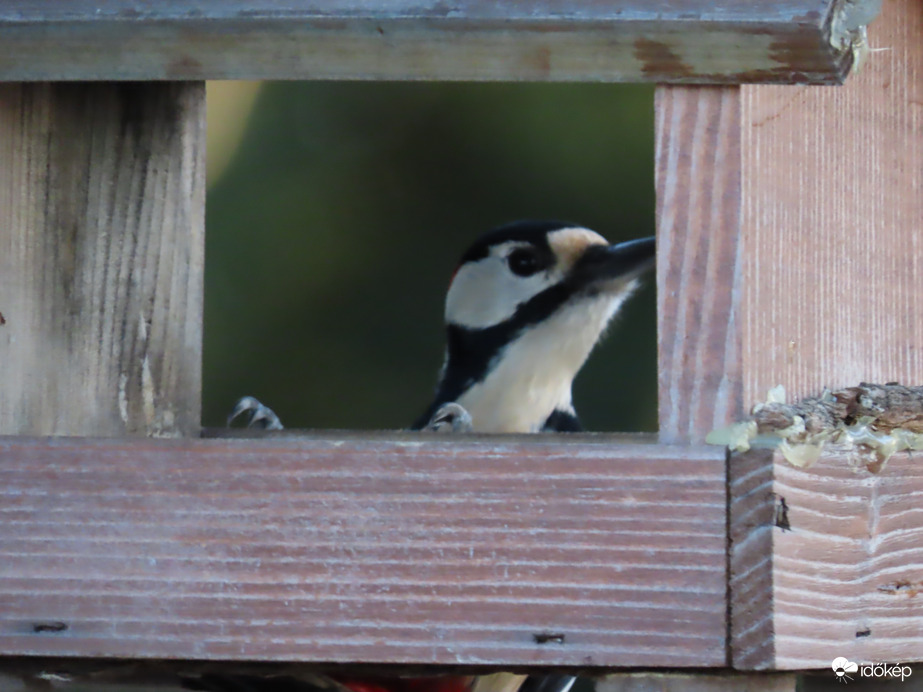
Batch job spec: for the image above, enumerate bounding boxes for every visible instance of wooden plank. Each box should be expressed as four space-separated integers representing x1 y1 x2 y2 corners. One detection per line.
730 447 923 670
0 434 728 668
739 0 923 405
728 0 923 670
0 0 874 83
655 85 743 444
0 83 205 437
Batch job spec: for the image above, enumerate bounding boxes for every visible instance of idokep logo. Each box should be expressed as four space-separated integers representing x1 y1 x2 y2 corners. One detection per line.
832 657 858 683
832 657 913 684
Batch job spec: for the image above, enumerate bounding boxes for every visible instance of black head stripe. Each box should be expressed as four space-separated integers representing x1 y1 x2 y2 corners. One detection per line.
434 279 575 403
457 220 571 266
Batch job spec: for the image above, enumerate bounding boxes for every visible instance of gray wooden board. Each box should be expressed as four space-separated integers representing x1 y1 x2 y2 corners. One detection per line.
0 83 204 438
0 1 869 82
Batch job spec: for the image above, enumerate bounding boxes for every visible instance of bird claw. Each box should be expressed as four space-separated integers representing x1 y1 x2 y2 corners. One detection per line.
424 402 473 433
227 396 284 430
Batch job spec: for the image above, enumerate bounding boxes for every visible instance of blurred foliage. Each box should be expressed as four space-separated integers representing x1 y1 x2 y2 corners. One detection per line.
204 82 656 432
206 81 262 183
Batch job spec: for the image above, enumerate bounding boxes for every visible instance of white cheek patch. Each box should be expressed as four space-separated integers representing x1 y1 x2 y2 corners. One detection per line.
445 248 555 329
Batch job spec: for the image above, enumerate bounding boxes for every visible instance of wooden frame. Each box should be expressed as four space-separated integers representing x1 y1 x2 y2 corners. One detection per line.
659 0 923 672
0 1 869 83
2 0 918 687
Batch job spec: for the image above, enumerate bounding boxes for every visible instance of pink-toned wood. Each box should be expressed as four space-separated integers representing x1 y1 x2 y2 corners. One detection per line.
727 448 778 670
0 83 205 437
729 0 923 670
740 0 923 405
655 86 743 444
731 447 923 670
0 434 727 668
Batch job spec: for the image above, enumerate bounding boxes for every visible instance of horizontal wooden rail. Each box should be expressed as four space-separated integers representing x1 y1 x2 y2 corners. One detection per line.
0 434 727 668
0 0 876 83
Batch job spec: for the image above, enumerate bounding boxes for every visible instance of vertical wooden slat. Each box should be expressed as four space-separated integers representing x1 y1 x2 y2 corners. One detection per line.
655 86 743 445
730 0 923 670
0 83 205 436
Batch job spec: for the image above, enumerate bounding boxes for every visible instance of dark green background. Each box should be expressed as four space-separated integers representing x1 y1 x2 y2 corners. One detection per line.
204 82 657 432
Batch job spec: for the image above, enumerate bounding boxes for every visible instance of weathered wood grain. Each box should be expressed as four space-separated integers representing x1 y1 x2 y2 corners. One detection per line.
728 448 778 670
0 1 873 83
728 0 923 669
655 86 743 444
740 0 923 406
0 83 205 437
0 434 727 668
731 447 923 670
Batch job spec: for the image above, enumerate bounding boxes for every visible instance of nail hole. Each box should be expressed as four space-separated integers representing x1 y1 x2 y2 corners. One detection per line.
32 621 68 633
533 632 565 645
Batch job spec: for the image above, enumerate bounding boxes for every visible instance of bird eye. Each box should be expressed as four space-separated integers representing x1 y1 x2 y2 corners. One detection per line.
507 249 540 277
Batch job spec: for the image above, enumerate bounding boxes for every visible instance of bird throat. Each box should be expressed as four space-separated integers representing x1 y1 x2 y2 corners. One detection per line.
438 291 628 433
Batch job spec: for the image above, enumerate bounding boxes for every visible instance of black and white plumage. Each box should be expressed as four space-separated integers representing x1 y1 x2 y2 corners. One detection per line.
414 220 655 434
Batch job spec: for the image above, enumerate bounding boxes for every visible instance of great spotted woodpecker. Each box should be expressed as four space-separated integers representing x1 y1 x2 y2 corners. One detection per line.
414 220 654 434
221 220 655 692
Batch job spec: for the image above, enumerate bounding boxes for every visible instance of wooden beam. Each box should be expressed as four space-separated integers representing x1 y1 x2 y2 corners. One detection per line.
0 434 727 668
0 1 876 83
655 85 743 445
0 83 205 437
727 0 923 670
730 447 923 670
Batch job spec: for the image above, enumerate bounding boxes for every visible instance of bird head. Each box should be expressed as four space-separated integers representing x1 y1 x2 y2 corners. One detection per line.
420 220 655 433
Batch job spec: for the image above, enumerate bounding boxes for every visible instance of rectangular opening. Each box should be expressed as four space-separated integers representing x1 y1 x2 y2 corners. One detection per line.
203 82 657 434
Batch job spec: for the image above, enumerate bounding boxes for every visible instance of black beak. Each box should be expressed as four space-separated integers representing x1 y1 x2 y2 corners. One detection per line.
572 236 656 288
